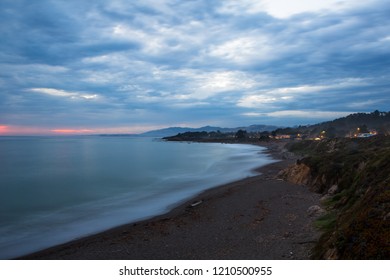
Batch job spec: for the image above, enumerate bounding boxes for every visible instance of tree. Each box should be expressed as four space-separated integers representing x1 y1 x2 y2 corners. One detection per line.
326 126 337 138
259 131 270 141
359 124 369 133
235 129 247 139
372 110 380 118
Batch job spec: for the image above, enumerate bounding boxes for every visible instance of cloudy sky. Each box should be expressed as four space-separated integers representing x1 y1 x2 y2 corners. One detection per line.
0 0 389 135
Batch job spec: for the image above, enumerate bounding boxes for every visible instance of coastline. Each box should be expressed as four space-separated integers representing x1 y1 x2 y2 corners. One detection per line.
20 142 321 260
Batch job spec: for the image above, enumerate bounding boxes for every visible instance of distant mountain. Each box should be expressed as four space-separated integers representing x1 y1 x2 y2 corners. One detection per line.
139 124 279 137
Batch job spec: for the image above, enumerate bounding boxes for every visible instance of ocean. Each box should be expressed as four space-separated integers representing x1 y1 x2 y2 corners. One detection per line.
0 136 276 259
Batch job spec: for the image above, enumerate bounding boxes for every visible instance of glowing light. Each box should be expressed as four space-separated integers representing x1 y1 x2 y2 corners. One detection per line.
0 125 9 134
0 125 51 135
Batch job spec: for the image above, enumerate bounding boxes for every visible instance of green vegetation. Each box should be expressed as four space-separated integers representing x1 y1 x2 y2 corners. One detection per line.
314 212 337 231
287 136 390 259
163 130 259 143
310 110 390 137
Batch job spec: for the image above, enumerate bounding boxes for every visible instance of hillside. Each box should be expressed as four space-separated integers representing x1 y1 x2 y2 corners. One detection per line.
281 136 390 259
274 110 390 138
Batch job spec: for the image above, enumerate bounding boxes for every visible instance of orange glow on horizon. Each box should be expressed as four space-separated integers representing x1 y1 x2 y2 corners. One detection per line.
0 124 170 135
0 125 96 135
0 125 57 135
0 125 9 134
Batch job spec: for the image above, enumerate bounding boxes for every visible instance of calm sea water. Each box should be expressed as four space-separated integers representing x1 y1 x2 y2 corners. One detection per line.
0 136 275 259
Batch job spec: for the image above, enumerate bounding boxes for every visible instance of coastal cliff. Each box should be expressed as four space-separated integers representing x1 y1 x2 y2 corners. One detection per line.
279 136 390 259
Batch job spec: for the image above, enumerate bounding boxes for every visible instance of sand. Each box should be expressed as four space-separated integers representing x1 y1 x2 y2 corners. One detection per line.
20 143 321 260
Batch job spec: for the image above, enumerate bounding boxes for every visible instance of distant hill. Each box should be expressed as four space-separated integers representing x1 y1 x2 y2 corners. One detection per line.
273 110 390 138
139 124 279 137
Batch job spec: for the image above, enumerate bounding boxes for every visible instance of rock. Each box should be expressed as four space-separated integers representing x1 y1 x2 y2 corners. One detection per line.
307 205 326 217
279 163 311 185
324 248 339 260
320 194 331 204
281 151 296 160
328 184 338 195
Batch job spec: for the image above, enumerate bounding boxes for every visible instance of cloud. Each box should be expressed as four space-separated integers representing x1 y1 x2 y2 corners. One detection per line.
206 35 276 65
123 68 265 104
238 95 292 109
237 79 371 109
29 88 100 101
347 99 386 109
0 0 389 130
186 70 261 99
261 0 352 18
218 0 380 19
265 110 357 119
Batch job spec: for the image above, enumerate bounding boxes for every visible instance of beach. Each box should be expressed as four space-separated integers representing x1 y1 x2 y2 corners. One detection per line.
20 144 321 260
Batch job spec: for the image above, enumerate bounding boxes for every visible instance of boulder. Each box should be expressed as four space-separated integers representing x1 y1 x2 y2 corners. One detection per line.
307 205 326 217
328 184 338 195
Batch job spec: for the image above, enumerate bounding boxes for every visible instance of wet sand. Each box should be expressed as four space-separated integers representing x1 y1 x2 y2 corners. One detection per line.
21 143 321 260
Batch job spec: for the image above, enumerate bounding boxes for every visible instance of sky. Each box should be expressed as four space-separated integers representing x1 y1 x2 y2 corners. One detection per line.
0 0 389 135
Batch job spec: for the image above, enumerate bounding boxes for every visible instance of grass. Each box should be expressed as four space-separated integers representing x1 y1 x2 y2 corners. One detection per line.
314 212 337 231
